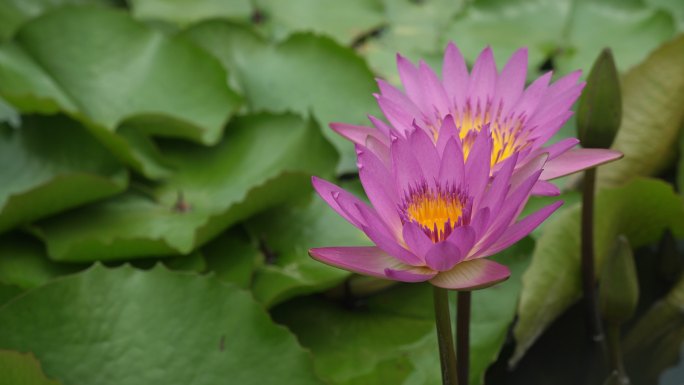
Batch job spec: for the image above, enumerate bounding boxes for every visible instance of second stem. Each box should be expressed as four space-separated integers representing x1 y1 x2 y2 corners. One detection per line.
456 290 471 385
581 168 604 342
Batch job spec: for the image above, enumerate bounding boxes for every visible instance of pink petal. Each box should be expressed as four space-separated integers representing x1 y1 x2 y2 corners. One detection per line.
438 137 465 187
310 246 416 279
430 259 511 290
465 129 493 197
376 78 424 121
545 70 583 99
330 122 388 147
356 203 423 266
376 95 415 133
365 135 391 167
540 138 579 160
469 207 491 237
312 177 367 229
446 225 477 259
479 152 517 214
425 241 463 271
391 133 425 191
385 265 438 282
511 153 548 191
397 54 429 113
436 115 460 154
368 115 392 137
357 147 403 237
512 72 552 119
468 47 498 108
479 201 563 258
442 42 469 110
402 222 433 259
408 126 441 179
541 148 623 180
530 180 560 196
419 60 451 117
494 48 528 117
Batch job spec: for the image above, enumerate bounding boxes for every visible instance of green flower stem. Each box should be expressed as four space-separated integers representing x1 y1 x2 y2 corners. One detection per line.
605 321 630 384
581 168 604 342
433 286 459 385
456 291 471 385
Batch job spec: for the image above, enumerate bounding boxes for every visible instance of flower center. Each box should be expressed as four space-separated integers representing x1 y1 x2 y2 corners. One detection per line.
400 183 468 243
428 101 530 167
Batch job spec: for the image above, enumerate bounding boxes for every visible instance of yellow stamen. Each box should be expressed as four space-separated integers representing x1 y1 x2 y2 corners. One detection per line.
406 190 463 243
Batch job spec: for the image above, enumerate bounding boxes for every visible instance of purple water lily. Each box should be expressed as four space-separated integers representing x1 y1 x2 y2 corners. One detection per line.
331 43 622 196
310 125 561 289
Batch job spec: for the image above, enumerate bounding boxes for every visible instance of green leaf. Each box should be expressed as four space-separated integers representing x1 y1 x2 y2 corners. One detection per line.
512 178 684 365
255 0 385 45
361 0 465 82
598 35 684 187
245 187 371 307
0 265 324 385
184 21 379 173
0 233 84 289
646 0 684 30
623 274 684 385
0 0 114 41
273 239 534 385
130 0 252 26
0 6 242 177
0 350 61 385
678 131 684 195
555 0 675 74
202 228 259 289
440 0 675 75
35 113 337 262
0 115 127 233
0 283 22 307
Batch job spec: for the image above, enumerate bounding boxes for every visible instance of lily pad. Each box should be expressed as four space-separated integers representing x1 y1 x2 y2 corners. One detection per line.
245 187 371 307
0 115 127 233
0 350 61 385
0 233 84 289
0 0 114 41
184 21 379 173
35 113 337 262
0 6 242 177
440 0 675 75
130 0 252 26
255 0 385 45
0 265 324 385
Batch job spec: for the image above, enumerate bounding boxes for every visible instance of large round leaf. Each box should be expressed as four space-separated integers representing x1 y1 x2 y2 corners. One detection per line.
130 0 252 26
440 0 675 74
245 187 371 307
255 0 385 45
0 233 83 289
0 265 324 385
0 6 242 177
183 21 379 173
0 115 127 232
34 113 337 261
0 0 114 41
0 350 61 385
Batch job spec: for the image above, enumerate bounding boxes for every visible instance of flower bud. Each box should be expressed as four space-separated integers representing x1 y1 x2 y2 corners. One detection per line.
599 235 639 322
577 48 622 149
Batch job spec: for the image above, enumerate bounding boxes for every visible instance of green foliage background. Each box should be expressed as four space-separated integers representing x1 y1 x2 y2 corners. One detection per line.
0 1 683 384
